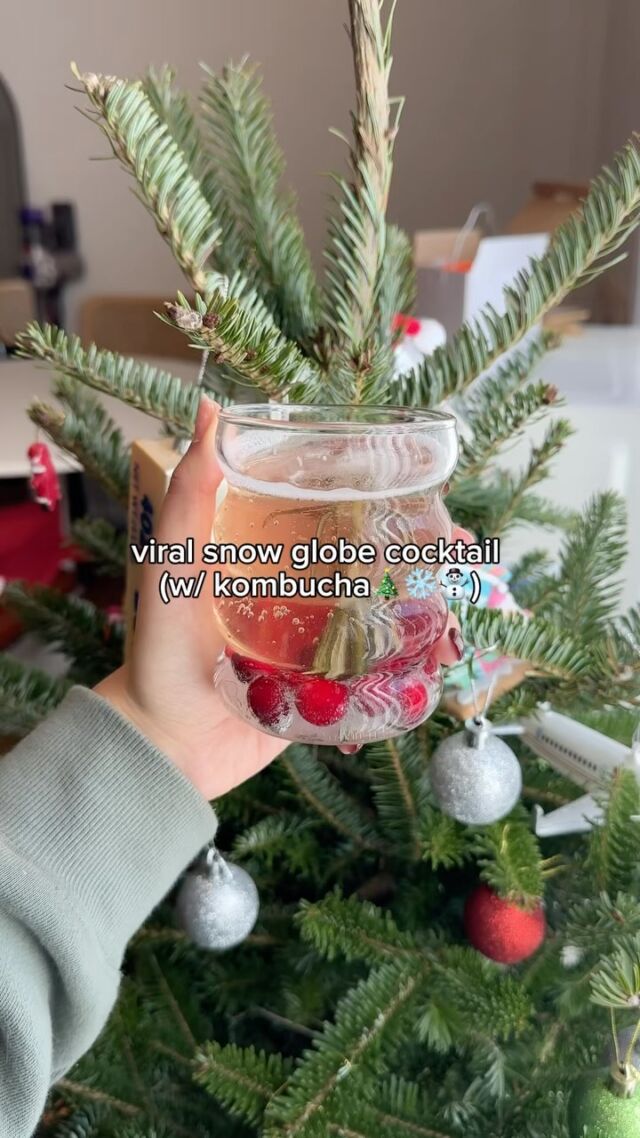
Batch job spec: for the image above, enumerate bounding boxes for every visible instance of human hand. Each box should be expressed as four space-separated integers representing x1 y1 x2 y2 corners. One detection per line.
96 397 465 795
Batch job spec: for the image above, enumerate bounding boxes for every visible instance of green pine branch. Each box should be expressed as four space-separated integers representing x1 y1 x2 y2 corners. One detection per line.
27 379 130 508
162 292 323 400
590 933 640 1009
71 518 127 577
17 322 201 433
366 733 429 860
549 491 627 635
486 418 573 534
282 747 384 852
420 808 474 870
471 814 546 908
456 606 599 684
263 960 426 1137
297 891 422 965
74 66 225 297
323 0 400 363
3 583 123 686
587 769 640 896
143 65 205 180
376 225 417 345
395 136 640 406
456 381 563 480
232 816 321 877
194 1042 292 1127
0 655 71 737
430 947 534 1040
200 59 320 343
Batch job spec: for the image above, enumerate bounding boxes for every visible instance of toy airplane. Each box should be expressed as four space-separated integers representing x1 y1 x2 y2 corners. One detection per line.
520 704 640 837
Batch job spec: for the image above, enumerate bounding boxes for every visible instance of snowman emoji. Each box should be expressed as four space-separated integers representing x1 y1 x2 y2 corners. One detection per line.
438 564 471 602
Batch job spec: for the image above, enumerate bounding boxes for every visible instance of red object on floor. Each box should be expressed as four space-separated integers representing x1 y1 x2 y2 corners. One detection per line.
0 500 62 585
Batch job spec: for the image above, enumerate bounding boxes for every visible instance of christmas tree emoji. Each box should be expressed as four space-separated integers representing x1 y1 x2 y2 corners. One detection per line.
376 567 399 598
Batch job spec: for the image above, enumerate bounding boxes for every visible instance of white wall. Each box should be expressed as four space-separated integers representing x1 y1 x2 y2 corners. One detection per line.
0 0 620 328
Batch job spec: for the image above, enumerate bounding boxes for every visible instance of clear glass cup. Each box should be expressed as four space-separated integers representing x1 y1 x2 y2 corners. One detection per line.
213 404 458 746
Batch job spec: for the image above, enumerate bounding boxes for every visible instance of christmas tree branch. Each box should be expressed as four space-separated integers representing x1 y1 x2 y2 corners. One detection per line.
73 66 225 297
297 892 422 965
456 381 562 480
395 136 640 406
71 517 127 576
28 397 130 507
456 606 600 683
3 584 123 686
17 322 200 433
486 418 573 534
324 0 400 359
200 60 320 343
472 816 546 908
367 734 428 860
264 961 426 1137
0 655 70 737
282 747 384 852
194 1042 291 1127
163 292 323 400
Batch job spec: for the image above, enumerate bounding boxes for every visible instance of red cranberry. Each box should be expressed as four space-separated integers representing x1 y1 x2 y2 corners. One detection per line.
295 677 349 726
230 653 274 683
247 675 291 726
391 675 429 725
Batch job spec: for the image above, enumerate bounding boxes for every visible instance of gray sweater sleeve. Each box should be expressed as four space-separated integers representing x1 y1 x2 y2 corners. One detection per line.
0 686 218 1137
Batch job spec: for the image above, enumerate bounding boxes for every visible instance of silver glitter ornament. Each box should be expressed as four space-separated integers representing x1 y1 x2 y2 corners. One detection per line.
430 716 522 825
176 846 259 951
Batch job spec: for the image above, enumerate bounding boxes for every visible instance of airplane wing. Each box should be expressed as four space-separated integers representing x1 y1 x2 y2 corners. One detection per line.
532 794 603 837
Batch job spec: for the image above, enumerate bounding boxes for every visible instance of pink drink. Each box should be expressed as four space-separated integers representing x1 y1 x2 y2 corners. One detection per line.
213 405 458 746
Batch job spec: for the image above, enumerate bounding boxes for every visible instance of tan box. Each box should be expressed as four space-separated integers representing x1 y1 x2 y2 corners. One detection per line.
124 438 180 658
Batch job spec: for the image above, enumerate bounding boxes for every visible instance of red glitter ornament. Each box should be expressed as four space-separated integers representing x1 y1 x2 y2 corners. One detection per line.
464 884 546 964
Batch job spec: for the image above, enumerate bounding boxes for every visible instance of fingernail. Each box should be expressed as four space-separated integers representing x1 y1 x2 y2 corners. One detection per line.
448 627 464 661
338 743 362 755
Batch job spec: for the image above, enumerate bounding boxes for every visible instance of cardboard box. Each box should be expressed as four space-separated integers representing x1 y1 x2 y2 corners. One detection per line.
124 438 180 658
414 229 549 335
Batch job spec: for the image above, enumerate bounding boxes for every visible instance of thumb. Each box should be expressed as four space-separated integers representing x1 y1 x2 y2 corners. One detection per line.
156 396 222 552
134 396 223 656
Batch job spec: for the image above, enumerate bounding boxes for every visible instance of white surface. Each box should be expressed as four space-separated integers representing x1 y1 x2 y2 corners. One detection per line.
0 357 200 478
498 327 640 609
530 325 640 406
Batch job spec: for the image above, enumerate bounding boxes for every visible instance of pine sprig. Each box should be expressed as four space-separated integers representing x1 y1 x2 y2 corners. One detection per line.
194 1042 292 1127
282 747 383 852
377 224 417 345
163 293 323 400
590 933 640 1009
263 960 426 1137
74 66 224 296
17 322 201 433
0 655 71 737
456 381 562 480
323 0 400 360
587 769 640 896
395 136 640 406
550 491 627 635
471 815 546 908
3 583 123 686
71 518 127 576
297 891 422 965
486 418 573 534
456 607 597 683
366 733 429 860
200 60 320 343
28 390 130 508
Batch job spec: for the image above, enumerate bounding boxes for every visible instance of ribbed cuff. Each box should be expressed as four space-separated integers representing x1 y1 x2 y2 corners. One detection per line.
0 686 217 964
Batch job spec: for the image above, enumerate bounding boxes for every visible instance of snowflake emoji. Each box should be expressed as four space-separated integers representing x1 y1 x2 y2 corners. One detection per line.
405 567 438 599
